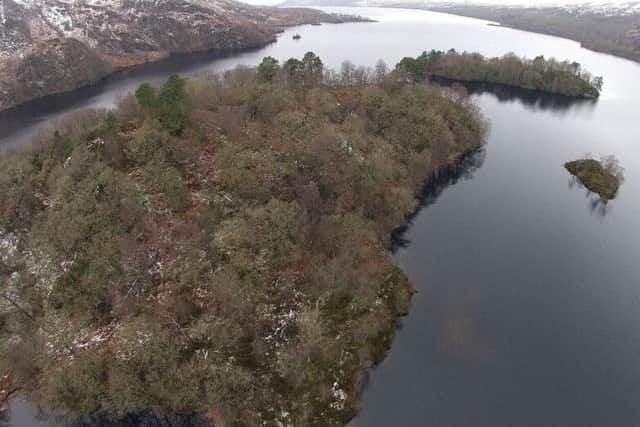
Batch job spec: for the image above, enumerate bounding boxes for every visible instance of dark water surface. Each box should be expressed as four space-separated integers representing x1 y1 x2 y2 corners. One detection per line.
2 7 640 427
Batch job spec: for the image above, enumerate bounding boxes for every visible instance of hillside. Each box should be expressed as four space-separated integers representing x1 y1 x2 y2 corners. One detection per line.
0 0 367 111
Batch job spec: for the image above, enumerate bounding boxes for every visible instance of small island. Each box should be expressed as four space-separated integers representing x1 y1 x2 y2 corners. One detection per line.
397 49 603 98
292 33 302 40
565 155 624 201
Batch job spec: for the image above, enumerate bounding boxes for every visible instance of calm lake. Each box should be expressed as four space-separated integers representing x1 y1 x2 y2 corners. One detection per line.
2 6 640 427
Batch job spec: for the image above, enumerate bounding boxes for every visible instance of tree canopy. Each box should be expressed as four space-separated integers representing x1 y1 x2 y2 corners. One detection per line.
0 54 487 426
396 49 602 98
257 56 280 83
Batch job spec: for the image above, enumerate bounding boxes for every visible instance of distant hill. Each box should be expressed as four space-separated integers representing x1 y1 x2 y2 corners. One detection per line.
424 2 640 63
279 0 359 5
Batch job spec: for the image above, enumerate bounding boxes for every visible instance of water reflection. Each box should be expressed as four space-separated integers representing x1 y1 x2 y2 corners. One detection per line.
2 399 211 427
391 148 486 249
568 175 612 217
0 47 265 151
431 76 598 113
434 287 496 364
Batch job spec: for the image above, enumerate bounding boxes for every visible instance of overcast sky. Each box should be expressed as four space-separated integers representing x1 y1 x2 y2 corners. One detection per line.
243 0 634 6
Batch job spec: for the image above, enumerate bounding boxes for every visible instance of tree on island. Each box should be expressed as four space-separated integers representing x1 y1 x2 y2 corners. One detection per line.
565 154 624 201
395 50 603 98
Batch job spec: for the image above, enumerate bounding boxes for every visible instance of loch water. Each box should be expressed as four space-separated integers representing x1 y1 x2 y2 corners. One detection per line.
2 7 640 427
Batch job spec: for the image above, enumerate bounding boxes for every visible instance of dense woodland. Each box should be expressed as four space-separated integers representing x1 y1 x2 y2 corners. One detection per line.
0 53 486 426
397 49 602 98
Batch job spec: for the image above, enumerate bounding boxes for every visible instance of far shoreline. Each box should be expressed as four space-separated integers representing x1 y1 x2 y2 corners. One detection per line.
294 4 640 66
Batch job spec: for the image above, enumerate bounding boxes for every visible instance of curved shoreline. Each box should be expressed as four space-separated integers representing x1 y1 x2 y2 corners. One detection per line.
1 144 486 427
0 15 371 115
428 75 599 100
0 43 272 117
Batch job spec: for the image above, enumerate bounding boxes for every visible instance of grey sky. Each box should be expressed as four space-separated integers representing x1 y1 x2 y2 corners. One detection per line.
244 0 635 6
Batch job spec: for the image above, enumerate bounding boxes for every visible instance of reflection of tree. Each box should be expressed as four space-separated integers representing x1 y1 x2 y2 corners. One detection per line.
568 175 611 218
6 403 212 427
108 413 211 427
0 47 247 150
588 197 610 218
392 148 486 249
434 288 496 364
430 76 598 113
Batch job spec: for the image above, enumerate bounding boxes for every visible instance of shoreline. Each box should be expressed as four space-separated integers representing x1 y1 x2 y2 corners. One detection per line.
0 43 272 117
428 75 599 100
349 144 487 425
0 17 372 115
1 144 486 427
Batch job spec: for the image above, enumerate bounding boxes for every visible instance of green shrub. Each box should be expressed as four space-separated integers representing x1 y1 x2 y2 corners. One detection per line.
157 165 190 212
135 83 157 111
130 121 176 165
156 75 191 135
45 352 109 417
257 56 280 83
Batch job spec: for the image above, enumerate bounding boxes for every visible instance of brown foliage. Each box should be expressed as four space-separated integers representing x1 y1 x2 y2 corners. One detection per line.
0 63 486 426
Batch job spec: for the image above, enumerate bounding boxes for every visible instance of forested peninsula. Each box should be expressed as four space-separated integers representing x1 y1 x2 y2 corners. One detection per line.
0 54 486 425
397 49 602 98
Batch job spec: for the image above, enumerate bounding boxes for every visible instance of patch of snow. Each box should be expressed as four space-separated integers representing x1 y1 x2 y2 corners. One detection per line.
7 0 36 6
422 0 640 16
41 3 73 34
0 230 19 266
553 1 640 16
0 1 6 27
24 248 65 294
330 381 348 410
262 288 305 355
